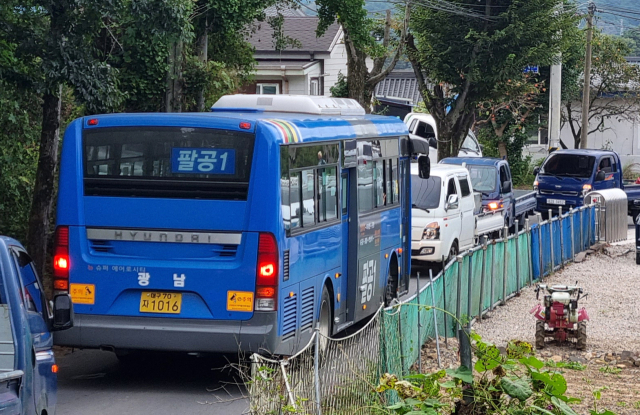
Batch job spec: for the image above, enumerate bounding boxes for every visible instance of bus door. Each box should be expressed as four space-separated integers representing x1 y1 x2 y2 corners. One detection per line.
336 169 356 330
399 158 411 294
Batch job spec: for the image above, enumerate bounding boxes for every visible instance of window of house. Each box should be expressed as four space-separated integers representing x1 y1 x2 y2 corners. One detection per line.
310 79 319 96
257 83 279 95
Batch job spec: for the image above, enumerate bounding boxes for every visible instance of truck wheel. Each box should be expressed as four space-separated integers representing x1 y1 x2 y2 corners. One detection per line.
576 322 587 350
535 321 545 349
447 241 458 262
318 286 333 356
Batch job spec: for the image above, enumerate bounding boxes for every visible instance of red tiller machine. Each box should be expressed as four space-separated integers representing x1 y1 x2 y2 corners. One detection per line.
530 284 589 350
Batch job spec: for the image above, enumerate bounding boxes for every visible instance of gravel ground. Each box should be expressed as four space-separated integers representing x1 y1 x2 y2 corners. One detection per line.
474 240 640 353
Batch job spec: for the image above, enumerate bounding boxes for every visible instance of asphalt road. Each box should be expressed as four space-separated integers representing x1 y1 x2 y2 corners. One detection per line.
55 349 249 415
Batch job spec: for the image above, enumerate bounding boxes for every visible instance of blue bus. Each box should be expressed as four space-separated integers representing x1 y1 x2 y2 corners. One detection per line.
53 95 416 356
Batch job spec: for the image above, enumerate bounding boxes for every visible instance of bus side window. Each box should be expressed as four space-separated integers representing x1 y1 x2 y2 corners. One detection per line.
391 159 399 204
341 173 348 216
374 160 384 207
317 167 338 222
358 159 373 213
290 172 301 230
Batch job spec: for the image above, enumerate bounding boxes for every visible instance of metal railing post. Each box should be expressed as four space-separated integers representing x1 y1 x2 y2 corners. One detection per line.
479 239 487 319
467 252 473 331
416 272 422 374
398 308 405 375
549 210 555 271
456 255 463 336
490 240 496 310
537 213 544 279
515 220 520 293
441 255 448 345
525 218 533 286
502 227 508 305
559 207 564 267
570 209 575 260
428 269 441 368
314 326 322 415
579 207 584 251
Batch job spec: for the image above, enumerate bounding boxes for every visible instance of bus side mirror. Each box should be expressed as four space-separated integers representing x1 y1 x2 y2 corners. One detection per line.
52 294 74 331
595 170 606 181
418 155 430 179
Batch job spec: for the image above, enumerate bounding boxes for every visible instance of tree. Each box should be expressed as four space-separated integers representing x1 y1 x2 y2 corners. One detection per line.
1 0 124 277
406 0 576 160
561 31 640 149
621 27 640 56
315 1 409 111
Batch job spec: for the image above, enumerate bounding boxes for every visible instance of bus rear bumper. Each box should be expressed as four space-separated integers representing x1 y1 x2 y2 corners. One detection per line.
53 313 279 355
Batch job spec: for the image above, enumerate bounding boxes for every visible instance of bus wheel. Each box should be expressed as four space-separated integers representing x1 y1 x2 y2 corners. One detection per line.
384 256 399 307
318 286 332 356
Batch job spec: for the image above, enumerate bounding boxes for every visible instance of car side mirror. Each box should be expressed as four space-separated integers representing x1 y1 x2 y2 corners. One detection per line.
418 155 430 179
533 167 540 175
445 194 459 211
502 181 512 193
428 137 437 149
595 170 606 181
52 294 73 331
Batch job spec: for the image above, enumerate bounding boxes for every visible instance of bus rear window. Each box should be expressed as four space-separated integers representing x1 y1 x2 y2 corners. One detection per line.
83 127 254 200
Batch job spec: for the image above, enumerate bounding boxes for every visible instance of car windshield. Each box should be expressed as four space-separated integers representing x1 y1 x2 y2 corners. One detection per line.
411 175 441 210
541 154 595 178
466 166 496 192
460 133 479 153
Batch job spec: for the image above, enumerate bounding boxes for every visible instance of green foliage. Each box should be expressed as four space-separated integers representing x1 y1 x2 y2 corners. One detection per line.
330 71 350 98
408 0 578 158
544 360 587 371
477 126 534 187
0 82 41 242
379 333 588 415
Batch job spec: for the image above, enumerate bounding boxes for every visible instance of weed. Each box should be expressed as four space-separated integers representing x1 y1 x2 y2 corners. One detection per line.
546 360 587 370
599 366 622 375
634 401 640 409
617 401 627 407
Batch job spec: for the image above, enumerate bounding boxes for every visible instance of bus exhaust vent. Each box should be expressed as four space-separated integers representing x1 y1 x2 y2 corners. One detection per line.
283 250 290 281
89 240 113 253
282 293 297 341
300 287 315 332
216 245 238 258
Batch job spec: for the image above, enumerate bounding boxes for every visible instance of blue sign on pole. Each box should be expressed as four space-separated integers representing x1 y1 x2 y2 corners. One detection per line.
523 65 539 74
171 148 236 174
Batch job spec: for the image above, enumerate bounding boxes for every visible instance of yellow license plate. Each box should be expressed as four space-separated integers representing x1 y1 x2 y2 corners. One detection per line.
140 292 182 314
227 291 254 312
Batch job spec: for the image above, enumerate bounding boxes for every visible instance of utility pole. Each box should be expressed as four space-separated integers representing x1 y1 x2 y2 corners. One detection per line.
580 2 596 149
548 5 563 151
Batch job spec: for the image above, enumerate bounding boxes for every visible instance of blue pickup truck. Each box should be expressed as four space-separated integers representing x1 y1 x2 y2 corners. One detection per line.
0 236 73 415
440 157 537 230
533 149 640 217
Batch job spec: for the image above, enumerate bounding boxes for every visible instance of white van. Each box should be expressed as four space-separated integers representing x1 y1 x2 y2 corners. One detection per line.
411 163 503 263
404 113 482 164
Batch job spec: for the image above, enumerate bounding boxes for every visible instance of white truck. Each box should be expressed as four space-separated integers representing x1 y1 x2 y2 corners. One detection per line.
411 163 504 264
404 113 483 165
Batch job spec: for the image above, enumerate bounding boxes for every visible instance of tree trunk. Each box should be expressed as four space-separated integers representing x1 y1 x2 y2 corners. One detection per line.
346 49 371 112
27 88 62 279
196 18 208 112
166 41 184 113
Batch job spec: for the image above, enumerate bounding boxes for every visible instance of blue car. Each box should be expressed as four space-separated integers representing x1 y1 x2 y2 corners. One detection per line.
0 236 73 415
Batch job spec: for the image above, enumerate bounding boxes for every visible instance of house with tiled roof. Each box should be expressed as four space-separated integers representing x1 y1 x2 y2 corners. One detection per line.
245 14 351 96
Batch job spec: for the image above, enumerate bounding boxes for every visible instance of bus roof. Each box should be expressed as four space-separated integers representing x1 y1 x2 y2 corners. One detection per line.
78 111 408 145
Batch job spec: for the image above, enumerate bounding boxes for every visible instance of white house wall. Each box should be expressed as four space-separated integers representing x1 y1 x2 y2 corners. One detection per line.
559 100 640 156
323 33 373 96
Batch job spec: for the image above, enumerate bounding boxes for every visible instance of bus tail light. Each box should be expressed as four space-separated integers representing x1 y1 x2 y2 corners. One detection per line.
256 233 278 311
53 226 70 291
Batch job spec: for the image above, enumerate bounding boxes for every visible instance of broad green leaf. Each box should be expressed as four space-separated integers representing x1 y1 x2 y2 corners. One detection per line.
475 344 500 372
548 373 568 396
440 381 456 389
386 402 405 410
552 396 579 415
500 377 533 401
520 356 544 370
446 366 473 383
